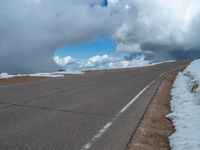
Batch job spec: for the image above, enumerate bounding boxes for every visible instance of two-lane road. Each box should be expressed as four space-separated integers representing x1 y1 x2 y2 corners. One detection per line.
0 61 189 150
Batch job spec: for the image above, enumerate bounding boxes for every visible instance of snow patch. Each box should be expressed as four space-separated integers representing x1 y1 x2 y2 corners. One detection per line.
0 71 84 79
167 59 200 150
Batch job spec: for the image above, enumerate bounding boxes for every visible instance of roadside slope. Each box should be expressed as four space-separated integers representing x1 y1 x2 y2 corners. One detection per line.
128 72 178 150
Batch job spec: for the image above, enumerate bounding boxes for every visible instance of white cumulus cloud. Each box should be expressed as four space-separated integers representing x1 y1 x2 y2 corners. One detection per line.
70 54 150 70
81 54 109 67
89 54 109 64
53 56 73 66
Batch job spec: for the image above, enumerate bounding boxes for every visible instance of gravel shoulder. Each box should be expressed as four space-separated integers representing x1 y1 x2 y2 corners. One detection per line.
127 72 178 150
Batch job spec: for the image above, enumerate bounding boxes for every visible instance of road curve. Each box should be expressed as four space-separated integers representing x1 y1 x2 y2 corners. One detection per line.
0 61 189 150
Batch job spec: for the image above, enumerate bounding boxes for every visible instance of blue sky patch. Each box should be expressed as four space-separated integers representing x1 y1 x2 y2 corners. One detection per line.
55 35 116 60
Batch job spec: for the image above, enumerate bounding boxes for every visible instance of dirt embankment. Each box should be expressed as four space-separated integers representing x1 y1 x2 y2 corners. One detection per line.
0 77 48 86
128 73 177 150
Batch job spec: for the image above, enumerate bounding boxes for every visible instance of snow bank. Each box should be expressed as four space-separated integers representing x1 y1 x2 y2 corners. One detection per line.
0 73 17 79
0 71 84 79
184 59 200 84
167 59 200 150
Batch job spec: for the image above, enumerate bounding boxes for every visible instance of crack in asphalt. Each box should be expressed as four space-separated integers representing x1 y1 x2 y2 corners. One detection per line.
0 101 113 118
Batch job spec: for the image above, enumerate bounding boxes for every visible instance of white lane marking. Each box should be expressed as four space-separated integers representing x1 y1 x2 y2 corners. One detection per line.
80 74 165 150
159 72 167 77
119 85 150 114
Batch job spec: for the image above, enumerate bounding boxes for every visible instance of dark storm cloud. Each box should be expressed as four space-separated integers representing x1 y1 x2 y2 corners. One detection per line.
0 0 114 73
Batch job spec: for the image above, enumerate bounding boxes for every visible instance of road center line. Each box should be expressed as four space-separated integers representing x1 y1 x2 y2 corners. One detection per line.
80 74 164 150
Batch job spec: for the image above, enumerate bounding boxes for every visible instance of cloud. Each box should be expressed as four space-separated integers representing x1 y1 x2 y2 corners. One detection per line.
0 0 113 73
80 54 109 67
107 55 150 69
0 0 200 73
67 54 149 70
89 55 109 64
109 0 119 5
111 0 200 60
53 56 73 66
116 42 141 53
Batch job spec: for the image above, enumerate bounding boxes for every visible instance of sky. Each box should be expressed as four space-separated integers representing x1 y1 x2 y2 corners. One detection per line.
55 34 116 59
0 0 200 73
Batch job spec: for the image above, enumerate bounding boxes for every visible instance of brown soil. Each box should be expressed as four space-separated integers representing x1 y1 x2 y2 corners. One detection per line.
0 77 48 86
128 72 177 150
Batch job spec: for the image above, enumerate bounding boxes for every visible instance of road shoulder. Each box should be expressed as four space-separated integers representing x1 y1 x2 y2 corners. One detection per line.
127 72 177 150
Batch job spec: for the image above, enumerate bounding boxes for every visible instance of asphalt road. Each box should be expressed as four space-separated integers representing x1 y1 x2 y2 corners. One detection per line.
0 61 189 150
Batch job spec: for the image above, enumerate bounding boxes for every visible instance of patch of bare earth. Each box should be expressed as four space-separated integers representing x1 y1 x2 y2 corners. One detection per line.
128 72 178 150
0 77 48 86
